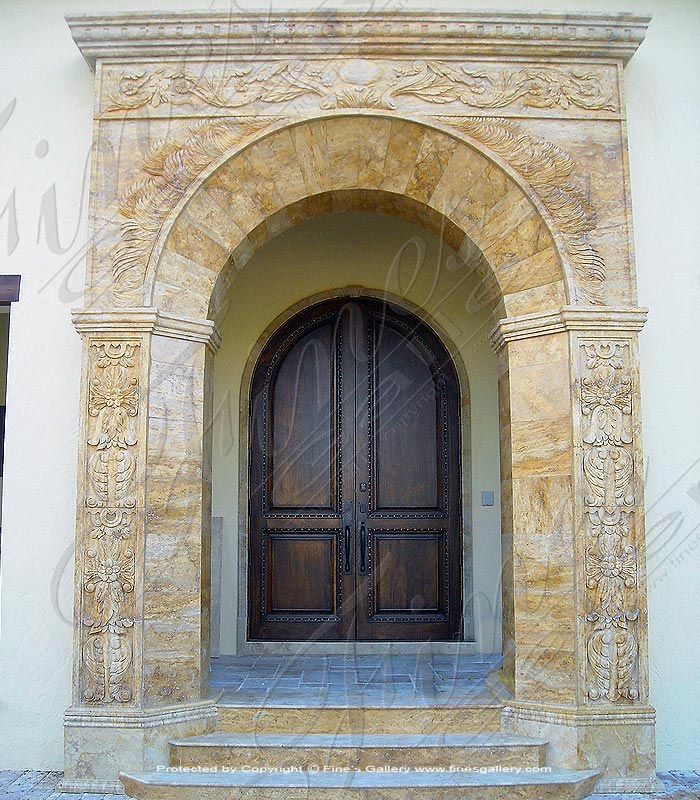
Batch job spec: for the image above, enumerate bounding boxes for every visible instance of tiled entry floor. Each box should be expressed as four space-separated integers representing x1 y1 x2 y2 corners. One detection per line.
210 652 502 706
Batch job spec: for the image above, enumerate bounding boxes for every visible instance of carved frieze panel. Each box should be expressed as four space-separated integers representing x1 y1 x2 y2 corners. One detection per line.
80 340 142 705
578 339 641 704
99 60 620 119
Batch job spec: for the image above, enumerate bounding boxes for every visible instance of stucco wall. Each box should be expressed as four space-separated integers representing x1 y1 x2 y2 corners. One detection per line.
0 0 698 773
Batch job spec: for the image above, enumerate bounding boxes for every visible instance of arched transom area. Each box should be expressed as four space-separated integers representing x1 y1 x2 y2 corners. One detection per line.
144 115 570 322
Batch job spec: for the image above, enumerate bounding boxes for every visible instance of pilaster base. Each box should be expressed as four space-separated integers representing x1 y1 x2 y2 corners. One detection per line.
59 698 219 793
501 702 662 793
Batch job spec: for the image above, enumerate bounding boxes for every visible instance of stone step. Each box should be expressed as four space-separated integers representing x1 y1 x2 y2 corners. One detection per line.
120 768 599 800
170 731 547 770
215 702 502 734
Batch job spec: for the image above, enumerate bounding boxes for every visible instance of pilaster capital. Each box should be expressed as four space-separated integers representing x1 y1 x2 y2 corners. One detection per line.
489 306 648 353
71 308 222 353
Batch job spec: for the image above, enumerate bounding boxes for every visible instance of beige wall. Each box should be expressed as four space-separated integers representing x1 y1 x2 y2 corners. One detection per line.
212 211 503 654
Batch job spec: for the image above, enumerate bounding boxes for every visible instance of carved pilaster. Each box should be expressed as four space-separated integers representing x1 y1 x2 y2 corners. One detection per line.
574 336 648 706
65 312 219 791
76 336 147 706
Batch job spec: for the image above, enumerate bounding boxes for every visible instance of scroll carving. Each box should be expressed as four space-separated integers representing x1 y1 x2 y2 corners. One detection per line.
106 62 617 114
579 341 640 703
81 340 141 704
113 117 281 306
438 116 606 304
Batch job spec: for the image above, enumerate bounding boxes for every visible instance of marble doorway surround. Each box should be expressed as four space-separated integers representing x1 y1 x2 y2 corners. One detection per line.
63 9 656 795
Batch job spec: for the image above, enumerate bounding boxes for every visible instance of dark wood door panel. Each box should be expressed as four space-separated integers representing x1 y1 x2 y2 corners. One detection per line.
371 533 445 616
249 306 351 641
266 532 339 616
249 298 462 642
371 320 442 513
269 321 339 514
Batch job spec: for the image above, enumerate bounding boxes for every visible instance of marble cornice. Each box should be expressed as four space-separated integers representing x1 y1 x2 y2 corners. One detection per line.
72 308 222 352
66 10 650 70
489 306 648 353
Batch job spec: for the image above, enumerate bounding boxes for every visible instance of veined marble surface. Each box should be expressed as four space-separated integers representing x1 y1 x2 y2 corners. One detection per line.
2 769 698 800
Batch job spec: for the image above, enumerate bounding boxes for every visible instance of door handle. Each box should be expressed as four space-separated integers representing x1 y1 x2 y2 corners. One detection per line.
357 499 368 575
359 522 367 573
344 525 351 574
342 501 353 574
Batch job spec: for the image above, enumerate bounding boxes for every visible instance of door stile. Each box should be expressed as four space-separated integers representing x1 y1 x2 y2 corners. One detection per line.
338 302 359 640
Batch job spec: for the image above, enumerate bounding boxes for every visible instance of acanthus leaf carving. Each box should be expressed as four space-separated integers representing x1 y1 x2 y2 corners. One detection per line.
81 339 141 705
583 446 634 513
436 116 606 305
585 609 639 703
107 67 243 111
113 116 282 306
390 63 617 112
579 339 640 705
105 61 618 115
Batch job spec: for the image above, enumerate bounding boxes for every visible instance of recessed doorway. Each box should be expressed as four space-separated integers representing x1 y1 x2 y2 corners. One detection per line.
248 297 463 641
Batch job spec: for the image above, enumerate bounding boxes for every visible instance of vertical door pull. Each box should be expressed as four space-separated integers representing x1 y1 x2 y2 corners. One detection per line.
344 525 351 574
342 501 353 574
360 523 366 573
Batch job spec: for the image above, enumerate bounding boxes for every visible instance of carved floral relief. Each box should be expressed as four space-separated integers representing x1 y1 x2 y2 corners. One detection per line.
579 340 640 704
81 340 141 704
105 61 618 115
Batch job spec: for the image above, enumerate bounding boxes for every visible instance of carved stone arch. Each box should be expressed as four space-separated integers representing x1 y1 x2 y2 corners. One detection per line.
66 11 657 796
123 112 587 321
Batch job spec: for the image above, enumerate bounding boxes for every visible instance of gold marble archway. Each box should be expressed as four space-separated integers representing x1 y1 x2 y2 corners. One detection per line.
65 9 657 795
128 114 578 319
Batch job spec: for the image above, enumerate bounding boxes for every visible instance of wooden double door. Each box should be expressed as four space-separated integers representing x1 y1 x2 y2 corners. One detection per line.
248 298 462 641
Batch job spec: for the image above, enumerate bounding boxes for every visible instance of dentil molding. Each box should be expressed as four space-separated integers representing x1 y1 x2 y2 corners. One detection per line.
67 10 650 68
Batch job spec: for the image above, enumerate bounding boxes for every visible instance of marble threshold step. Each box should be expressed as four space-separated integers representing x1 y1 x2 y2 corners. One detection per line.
215 701 503 734
120 767 599 800
170 731 547 770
